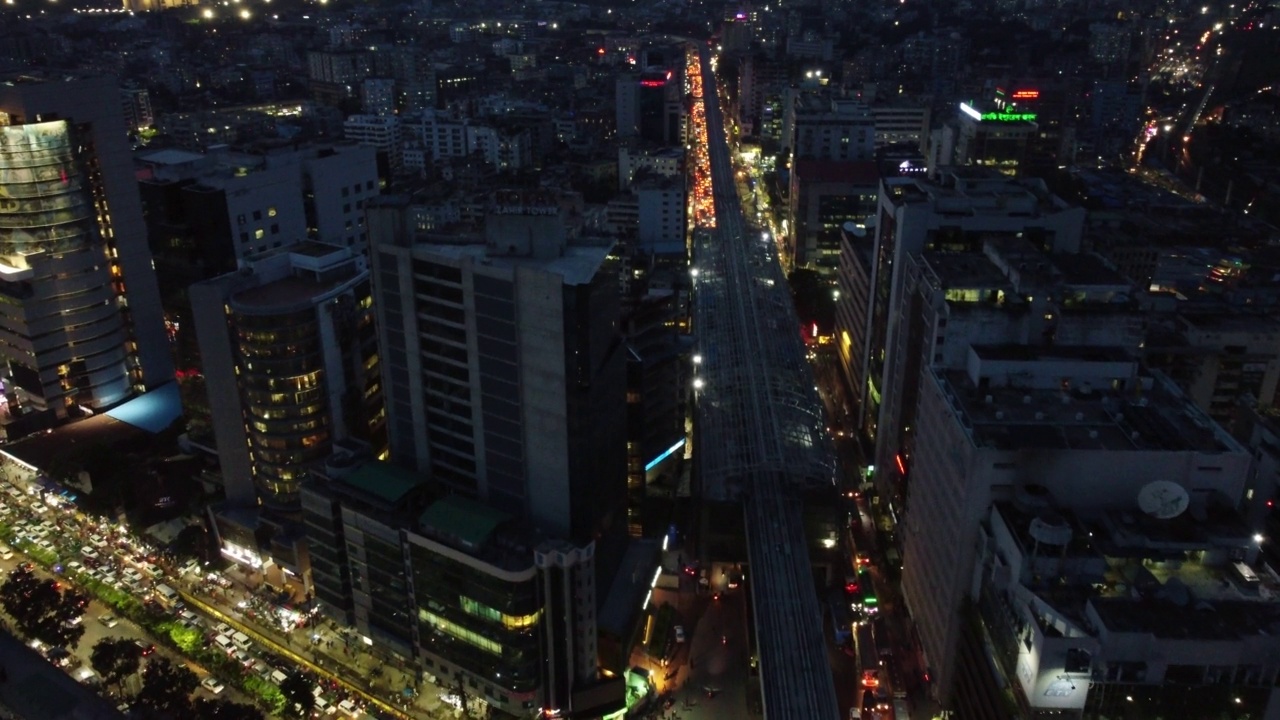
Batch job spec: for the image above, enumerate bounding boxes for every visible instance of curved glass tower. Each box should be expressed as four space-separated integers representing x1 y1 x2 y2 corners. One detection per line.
0 120 130 415
230 304 332 508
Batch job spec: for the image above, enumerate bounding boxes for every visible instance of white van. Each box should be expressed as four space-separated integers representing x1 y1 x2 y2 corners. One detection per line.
214 635 235 654
155 584 179 604
231 631 252 652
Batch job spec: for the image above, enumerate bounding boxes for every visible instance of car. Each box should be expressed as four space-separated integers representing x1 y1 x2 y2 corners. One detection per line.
674 626 686 643
200 676 224 694
233 650 255 668
122 568 143 582
134 641 156 657
36 539 55 551
214 622 233 637
98 614 119 628
66 560 83 572
89 536 108 549
80 547 98 559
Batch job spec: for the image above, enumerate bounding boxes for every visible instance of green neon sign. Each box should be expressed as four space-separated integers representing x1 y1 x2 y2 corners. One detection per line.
981 111 1037 122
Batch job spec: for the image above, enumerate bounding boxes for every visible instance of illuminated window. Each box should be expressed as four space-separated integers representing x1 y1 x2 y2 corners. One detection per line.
422 611 502 655
255 229 265 240
268 206 277 217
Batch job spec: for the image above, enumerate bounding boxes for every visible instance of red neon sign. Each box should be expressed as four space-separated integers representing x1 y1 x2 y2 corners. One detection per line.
1011 90 1040 100
895 453 907 476
640 80 666 87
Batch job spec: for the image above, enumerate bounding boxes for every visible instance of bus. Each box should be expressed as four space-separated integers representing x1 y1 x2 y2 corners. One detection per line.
860 570 879 615
856 623 882 689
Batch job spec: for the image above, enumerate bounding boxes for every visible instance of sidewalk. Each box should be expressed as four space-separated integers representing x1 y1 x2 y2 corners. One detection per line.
180 576 455 719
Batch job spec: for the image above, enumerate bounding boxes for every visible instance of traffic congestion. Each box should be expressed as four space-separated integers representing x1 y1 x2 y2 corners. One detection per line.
0 461 376 719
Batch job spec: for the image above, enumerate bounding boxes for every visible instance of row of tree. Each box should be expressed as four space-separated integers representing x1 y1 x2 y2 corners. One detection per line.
90 639 264 720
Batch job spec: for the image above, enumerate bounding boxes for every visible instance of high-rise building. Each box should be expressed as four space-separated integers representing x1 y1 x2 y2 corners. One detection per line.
948 101 1039 177
874 242 1143 511
301 457 622 719
189 242 382 513
120 86 153 132
787 94 876 162
868 103 930 150
344 114 402 175
786 159 878 272
366 191 627 547
905 351 1252 711
360 78 396 117
0 75 174 423
848 170 1085 493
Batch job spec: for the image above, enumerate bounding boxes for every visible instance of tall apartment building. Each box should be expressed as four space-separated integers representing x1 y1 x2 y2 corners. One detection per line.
366 192 627 548
360 78 396 117
869 103 929 150
120 86 153 132
307 49 373 103
139 143 379 367
344 114 402 175
189 242 383 515
632 173 686 257
621 289 687 535
616 71 683 145
956 101 1038 177
0 75 173 423
906 348 1253 711
844 169 1085 493
787 94 876 162
787 159 879 272
1144 313 1280 425
301 458 622 718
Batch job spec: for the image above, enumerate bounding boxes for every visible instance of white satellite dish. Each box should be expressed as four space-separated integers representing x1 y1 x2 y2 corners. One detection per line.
1137 480 1190 519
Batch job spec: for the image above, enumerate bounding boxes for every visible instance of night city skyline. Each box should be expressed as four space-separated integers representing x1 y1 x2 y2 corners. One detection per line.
0 0 1278 718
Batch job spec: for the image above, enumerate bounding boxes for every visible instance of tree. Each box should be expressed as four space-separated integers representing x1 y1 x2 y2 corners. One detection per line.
135 656 198 717
90 638 142 694
192 697 264 720
277 672 314 719
0 565 88 647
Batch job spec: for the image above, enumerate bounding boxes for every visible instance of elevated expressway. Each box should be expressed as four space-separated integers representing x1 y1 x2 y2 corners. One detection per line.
689 45 842 720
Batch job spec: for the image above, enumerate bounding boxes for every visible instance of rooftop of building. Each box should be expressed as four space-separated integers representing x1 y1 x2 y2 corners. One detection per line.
231 272 351 311
938 354 1234 454
230 243 361 311
990 500 1273 641
1090 593 1280 640
137 148 207 166
416 495 543 573
337 461 431 506
919 251 1014 290
419 495 511 549
1179 312 1280 335
884 168 1074 217
1045 251 1131 288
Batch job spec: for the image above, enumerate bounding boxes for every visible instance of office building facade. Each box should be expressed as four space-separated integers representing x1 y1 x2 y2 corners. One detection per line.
852 170 1085 493
190 242 382 512
367 193 627 546
301 458 620 719
0 75 173 422
905 349 1251 708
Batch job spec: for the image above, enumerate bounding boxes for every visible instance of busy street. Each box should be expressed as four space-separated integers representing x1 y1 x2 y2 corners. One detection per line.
0 453 469 720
